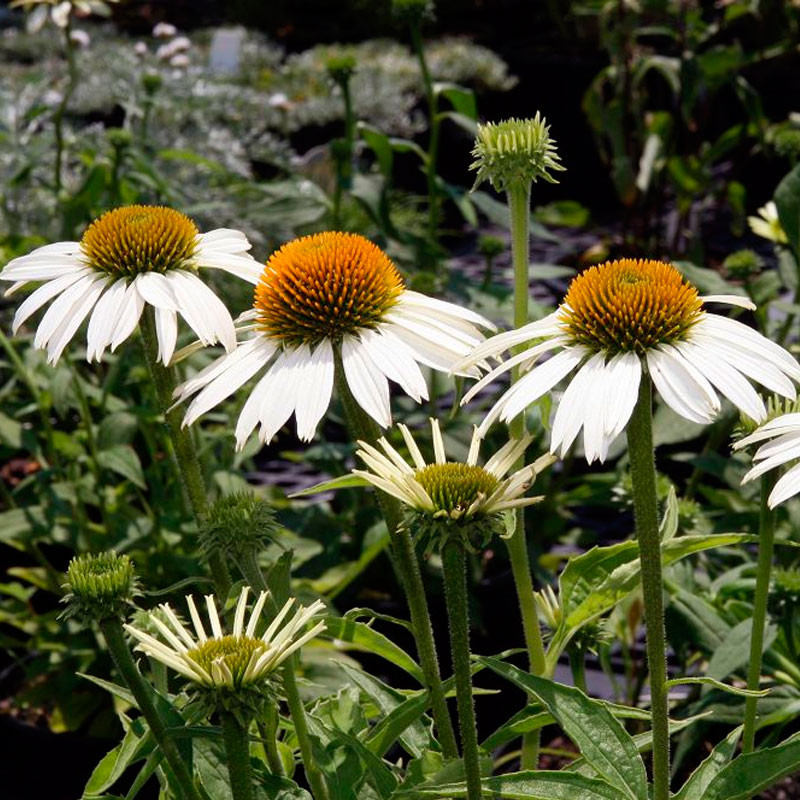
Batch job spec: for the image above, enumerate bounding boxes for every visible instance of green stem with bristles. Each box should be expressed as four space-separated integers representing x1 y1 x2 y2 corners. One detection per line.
99 617 202 800
506 181 548 770
441 540 483 800
333 349 459 759
626 377 670 800
220 711 253 800
138 310 231 600
742 472 778 755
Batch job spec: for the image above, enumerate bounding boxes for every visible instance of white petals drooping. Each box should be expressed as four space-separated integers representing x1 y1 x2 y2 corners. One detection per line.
124 587 326 690
457 295 800 465
1 227 258 365
735 414 800 508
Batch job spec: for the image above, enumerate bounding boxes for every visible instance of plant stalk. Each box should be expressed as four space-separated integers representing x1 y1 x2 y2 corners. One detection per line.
138 310 230 598
332 350 459 758
625 377 670 800
441 541 482 800
99 617 201 800
742 472 778 754
220 711 253 800
506 181 547 769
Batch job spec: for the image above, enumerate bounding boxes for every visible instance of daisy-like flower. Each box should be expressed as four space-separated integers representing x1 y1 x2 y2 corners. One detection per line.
173 231 494 448
0 205 261 365
125 586 325 692
748 201 788 245
734 412 800 508
457 258 800 464
353 418 553 527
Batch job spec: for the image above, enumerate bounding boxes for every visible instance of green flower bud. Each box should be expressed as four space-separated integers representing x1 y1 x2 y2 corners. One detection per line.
773 129 800 161
477 234 505 259
199 491 279 565
141 71 163 95
470 114 564 193
723 249 763 279
106 127 133 151
62 551 138 622
325 52 357 86
735 395 800 440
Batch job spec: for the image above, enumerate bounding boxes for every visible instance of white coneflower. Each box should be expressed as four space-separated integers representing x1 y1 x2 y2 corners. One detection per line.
125 587 325 691
748 201 788 245
458 258 800 464
354 418 553 522
0 205 261 365
735 412 800 508
173 231 494 448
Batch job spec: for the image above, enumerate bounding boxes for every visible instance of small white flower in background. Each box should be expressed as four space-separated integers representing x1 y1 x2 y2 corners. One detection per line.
125 586 326 690
13 0 119 33
152 21 177 38
0 205 261 365
268 92 292 110
457 258 800 464
156 36 191 61
352 418 554 520
174 231 494 448
133 41 148 57
735 413 800 508
69 28 90 47
170 53 190 68
748 201 789 245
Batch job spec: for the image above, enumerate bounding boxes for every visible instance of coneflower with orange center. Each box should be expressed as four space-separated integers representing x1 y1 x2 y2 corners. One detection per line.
174 231 494 448
0 205 261 365
457 258 800 463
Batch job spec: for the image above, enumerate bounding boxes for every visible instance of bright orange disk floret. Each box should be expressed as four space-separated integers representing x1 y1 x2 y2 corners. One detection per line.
254 231 404 346
561 258 703 353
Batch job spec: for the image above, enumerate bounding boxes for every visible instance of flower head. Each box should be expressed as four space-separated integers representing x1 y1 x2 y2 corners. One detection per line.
470 114 564 192
734 410 800 508
125 587 325 713
458 258 800 464
354 419 553 549
748 202 788 245
62 551 138 622
174 231 494 448
1 205 261 365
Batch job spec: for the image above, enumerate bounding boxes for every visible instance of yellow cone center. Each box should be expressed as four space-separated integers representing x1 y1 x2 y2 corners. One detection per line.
187 635 266 685
415 463 499 516
80 205 199 278
254 231 404 347
561 259 703 353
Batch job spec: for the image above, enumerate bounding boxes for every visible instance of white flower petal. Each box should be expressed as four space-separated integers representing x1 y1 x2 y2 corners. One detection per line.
700 295 756 310
342 336 391 428
12 267 94 334
33 274 98 350
45 276 109 364
294 339 334 441
399 290 495 330
769 462 800 508
155 307 178 365
646 346 719 425
110 280 145 351
136 271 179 311
86 279 129 362
361 327 428 402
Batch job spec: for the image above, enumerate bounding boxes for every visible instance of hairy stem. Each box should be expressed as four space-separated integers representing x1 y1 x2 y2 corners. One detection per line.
441 541 483 800
138 310 230 598
220 711 253 800
742 472 778 754
506 181 547 769
626 377 670 800
99 618 201 800
333 350 459 758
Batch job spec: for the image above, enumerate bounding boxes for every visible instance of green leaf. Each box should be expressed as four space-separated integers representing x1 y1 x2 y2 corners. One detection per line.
702 731 800 800
358 124 394 177
478 657 647 799
323 615 424 683
393 770 622 799
289 474 371 498
665 677 767 698
97 412 138 449
673 727 741 800
83 720 150 796
193 736 232 800
775 162 800 255
98 445 146 489
434 83 477 119
0 410 23 448
706 617 777 683
77 673 136 707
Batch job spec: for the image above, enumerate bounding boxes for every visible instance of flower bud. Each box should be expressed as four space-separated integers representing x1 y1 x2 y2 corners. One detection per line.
62 551 138 622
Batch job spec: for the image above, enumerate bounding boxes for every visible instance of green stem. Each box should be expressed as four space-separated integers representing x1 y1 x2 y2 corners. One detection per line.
410 23 440 258
625 377 670 800
506 181 547 769
138 310 230 599
262 706 284 776
220 711 253 800
237 553 330 800
742 473 778 754
54 19 78 202
441 541 482 800
568 647 587 694
99 618 201 800
332 350 459 759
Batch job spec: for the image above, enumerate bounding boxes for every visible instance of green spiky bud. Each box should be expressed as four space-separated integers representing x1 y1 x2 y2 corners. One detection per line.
477 234 505 259
773 129 800 161
106 127 133 151
470 114 564 193
141 71 163 95
735 395 800 440
723 249 763 279
62 551 138 622
199 491 279 565
391 0 435 24
325 52 357 86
